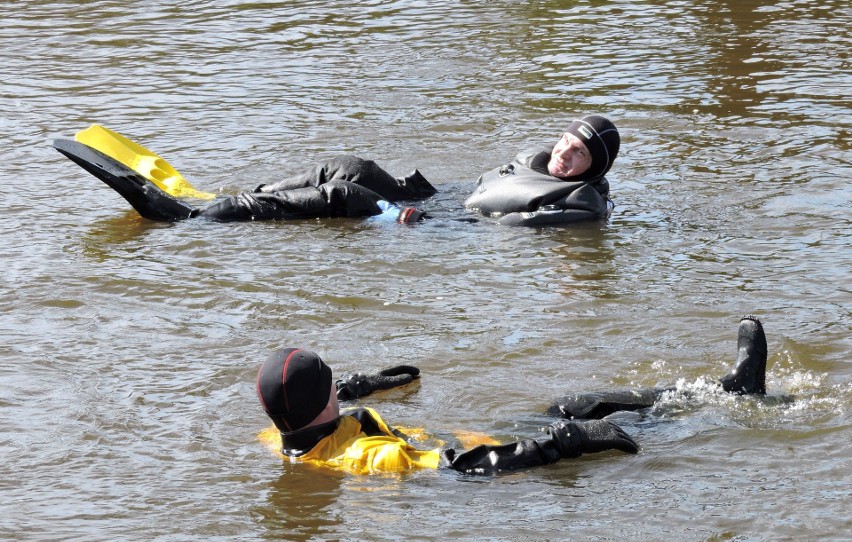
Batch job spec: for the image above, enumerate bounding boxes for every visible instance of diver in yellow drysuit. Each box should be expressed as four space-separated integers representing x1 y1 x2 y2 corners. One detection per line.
256 348 638 475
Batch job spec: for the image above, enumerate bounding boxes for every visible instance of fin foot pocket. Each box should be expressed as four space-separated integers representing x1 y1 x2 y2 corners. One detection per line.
53 139 196 222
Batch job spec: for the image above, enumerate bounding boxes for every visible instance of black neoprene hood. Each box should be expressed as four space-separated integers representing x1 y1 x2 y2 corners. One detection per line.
564 115 620 180
257 348 333 433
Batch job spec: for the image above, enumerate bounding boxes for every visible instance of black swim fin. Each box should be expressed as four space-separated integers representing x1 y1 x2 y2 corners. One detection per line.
53 139 196 222
720 315 767 394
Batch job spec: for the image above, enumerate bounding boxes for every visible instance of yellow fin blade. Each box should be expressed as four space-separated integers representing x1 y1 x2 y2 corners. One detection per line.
75 124 216 200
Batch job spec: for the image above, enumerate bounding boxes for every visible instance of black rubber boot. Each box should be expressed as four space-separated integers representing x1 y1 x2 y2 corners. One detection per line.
720 315 768 394
53 139 196 221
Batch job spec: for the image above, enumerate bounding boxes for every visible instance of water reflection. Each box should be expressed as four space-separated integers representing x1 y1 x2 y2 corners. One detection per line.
257 466 344 540
78 213 174 260
542 222 617 299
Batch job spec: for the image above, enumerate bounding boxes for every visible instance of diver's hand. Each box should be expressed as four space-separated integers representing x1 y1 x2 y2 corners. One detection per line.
547 419 639 458
336 365 421 400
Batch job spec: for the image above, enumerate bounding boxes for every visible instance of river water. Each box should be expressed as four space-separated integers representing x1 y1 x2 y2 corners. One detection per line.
1 1 849 540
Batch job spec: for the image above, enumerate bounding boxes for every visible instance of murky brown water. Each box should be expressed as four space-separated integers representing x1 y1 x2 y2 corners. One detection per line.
1 1 849 540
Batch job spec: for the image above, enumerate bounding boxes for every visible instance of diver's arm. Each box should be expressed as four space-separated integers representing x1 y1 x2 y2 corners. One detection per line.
336 365 421 401
441 436 561 473
442 420 638 474
367 201 428 223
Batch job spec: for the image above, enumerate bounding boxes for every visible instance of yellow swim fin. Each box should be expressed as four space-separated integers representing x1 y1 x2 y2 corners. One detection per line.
74 124 216 200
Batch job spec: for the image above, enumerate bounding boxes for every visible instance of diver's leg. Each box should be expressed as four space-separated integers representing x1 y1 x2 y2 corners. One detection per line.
254 155 436 201
199 187 335 221
318 156 437 200
252 171 318 194
551 315 769 420
391 168 437 200
547 389 663 420
199 182 396 221
53 139 195 221
720 315 767 394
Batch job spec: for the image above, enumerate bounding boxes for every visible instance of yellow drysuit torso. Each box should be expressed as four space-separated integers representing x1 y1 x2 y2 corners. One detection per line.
259 407 442 475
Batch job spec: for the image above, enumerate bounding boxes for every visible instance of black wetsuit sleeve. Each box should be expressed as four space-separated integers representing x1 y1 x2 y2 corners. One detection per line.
441 437 562 474
441 420 639 474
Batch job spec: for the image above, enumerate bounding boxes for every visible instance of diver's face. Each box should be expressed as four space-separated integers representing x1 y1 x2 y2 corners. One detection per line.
548 132 592 178
325 385 339 418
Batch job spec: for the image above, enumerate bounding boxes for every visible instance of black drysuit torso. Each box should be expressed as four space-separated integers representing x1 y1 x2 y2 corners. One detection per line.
464 147 612 226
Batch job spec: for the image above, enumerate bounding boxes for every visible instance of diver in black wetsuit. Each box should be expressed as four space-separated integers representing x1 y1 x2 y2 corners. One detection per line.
53 139 435 223
465 115 621 226
55 116 619 227
549 316 770 420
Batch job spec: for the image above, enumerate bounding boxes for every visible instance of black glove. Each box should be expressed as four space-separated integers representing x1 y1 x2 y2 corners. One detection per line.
547 419 639 458
336 365 421 400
